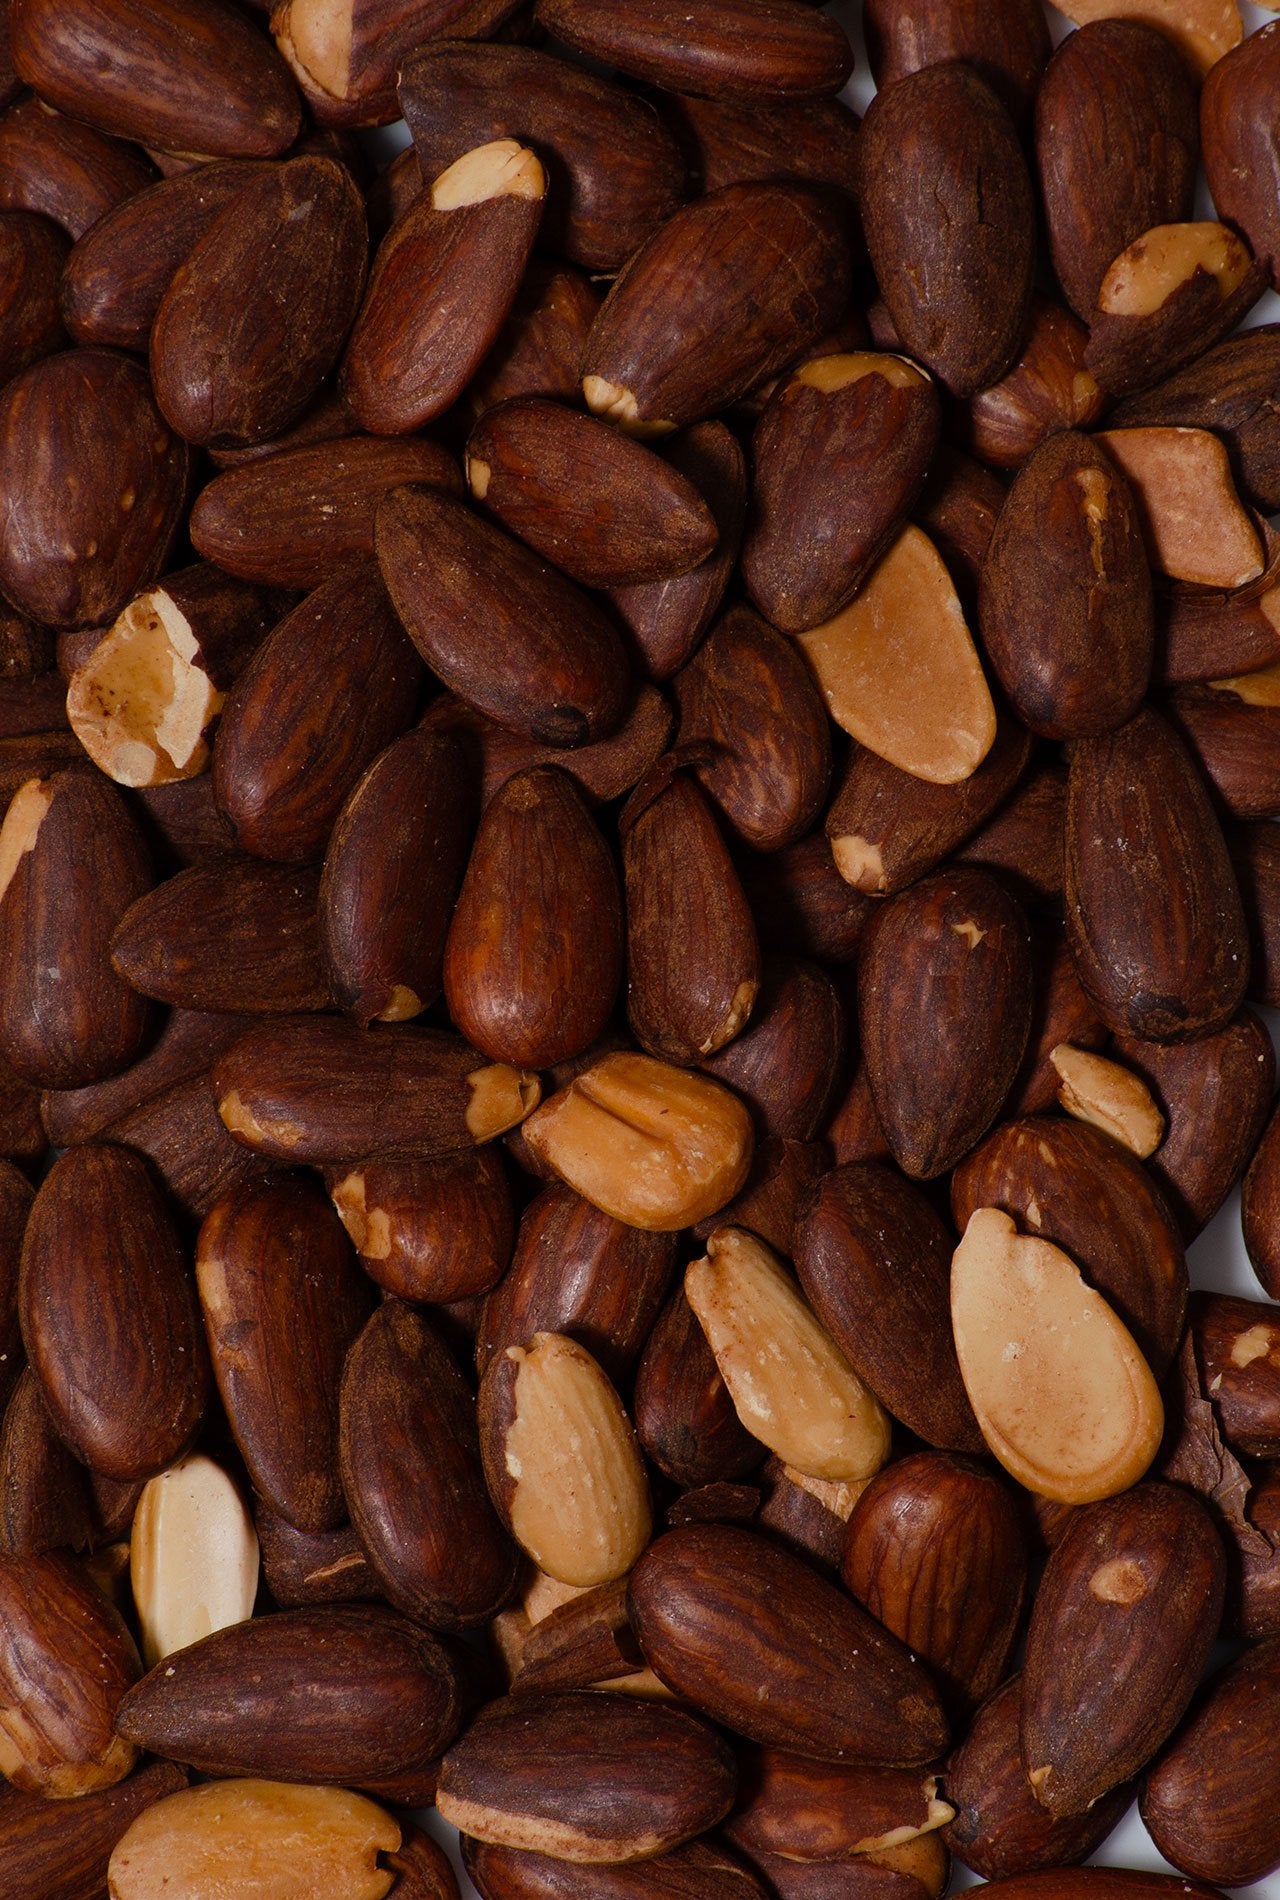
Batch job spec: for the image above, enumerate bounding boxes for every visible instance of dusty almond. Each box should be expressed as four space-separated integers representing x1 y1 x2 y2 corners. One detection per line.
521 1052 753 1232
130 1454 259 1667
478 1331 652 1588
950 1207 1164 1504
684 1227 889 1484
1049 1043 1165 1157
108 1778 402 1900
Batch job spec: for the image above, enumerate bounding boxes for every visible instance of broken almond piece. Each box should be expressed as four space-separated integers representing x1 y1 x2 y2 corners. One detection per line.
797 526 996 784
1047 0 1242 74
1050 1043 1166 1159
67 592 222 788
685 1227 891 1483
950 1207 1164 1505
130 1455 260 1668
1209 663 1280 706
430 139 546 212
1097 222 1253 317
1099 426 1264 588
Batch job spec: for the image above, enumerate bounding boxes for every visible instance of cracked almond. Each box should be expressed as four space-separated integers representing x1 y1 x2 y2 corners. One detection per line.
130 1454 259 1667
1099 426 1263 588
1050 1042 1165 1157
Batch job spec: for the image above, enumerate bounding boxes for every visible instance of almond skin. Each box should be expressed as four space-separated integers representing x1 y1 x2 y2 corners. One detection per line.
0 1760 187 1900
329 1147 514 1307
0 211 67 376
463 1837 768 1897
634 1285 764 1489
862 0 1050 120
0 98 156 241
533 0 853 100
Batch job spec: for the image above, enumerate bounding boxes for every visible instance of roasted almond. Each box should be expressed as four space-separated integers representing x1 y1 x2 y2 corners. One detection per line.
330 1147 514 1306
1051 0 1242 74
727 1748 952 1863
130 1454 259 1667
1085 220 1265 398
1110 324 1280 516
1202 23 1280 291
699 957 843 1143
533 0 853 99
0 1760 187 1900
962 295 1104 469
463 1836 767 1897
1099 425 1263 589
634 1284 764 1490
0 97 155 241
1048 1043 1165 1157
0 210 67 378
862 0 1050 119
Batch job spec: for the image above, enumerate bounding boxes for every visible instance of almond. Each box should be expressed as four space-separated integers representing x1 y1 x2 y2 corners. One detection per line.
1202 23 1280 290
1049 0 1242 75
1098 426 1263 587
130 1454 259 1667
329 1147 514 1306
1048 1043 1165 1156
533 0 853 99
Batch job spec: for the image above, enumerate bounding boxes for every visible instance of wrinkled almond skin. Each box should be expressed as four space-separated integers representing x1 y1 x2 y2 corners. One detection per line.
533 0 853 100
629 1524 949 1765
1202 24 1280 293
660 92 859 202
1112 325 1280 517
0 1551 141 1798
1020 1483 1225 1819
634 1285 764 1489
0 1367 92 1559
1156 522 1280 687
862 0 1050 119
726 1748 952 1864
1064 705 1249 1042
438 1691 736 1863
329 1147 514 1305
963 297 1103 470
510 1575 642 1698
858 869 1033 1181
464 1836 769 1897
857 66 1034 398
0 212 67 378
470 261 602 416
20 1144 208 1482
422 689 672 815
255 1507 379 1610
340 1299 519 1631
1166 683 1280 822
33 1000 248 1144
1190 1289 1280 1458
271 0 523 130
692 1136 828 1259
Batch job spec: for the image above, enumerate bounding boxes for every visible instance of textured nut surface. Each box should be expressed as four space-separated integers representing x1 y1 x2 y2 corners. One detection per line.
66 588 222 787
1048 0 1243 74
130 1454 260 1667
1099 427 1264 587
1050 1042 1166 1158
1097 221 1254 316
685 1226 890 1482
950 1207 1164 1503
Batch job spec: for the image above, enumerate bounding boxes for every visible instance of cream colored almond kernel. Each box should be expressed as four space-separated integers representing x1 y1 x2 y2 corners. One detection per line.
1099 221 1252 317
522 1568 589 1625
950 1207 1164 1504
831 833 887 894
466 1063 541 1142
375 983 423 1023
1090 1557 1148 1604
217 1089 304 1149
782 1466 868 1521
1047 0 1242 75
1100 427 1264 587
130 1455 259 1667
271 0 354 102
686 1228 891 1483
861 1830 950 1887
1050 1043 1165 1159
0 779 51 910
698 977 758 1056
435 1787 669 1865
521 1051 753 1231
797 526 997 784
329 1171 393 1260
108 1779 399 1900
500 1332 652 1587
581 375 676 439
1230 1323 1277 1368
467 456 492 500
67 589 222 788
792 351 928 394
1210 662 1280 707
431 140 545 211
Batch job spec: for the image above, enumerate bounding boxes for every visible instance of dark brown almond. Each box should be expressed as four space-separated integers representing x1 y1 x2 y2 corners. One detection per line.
1034 21 1199 322
0 97 155 240
196 1173 373 1533
863 0 1049 118
581 182 851 436
1021 1483 1225 1819
739 831 874 965
399 41 685 272
1234 818 1280 1008
378 1821 460 1900
1064 704 1249 1040
954 763 1067 910
1202 23 1280 293
0 211 67 379
0 1059 45 1172
1245 1096 1280 1300
207 381 357 470
319 728 474 1026
977 1879 1223 1900
825 1065 892 1167
1167 681 1280 821
700 957 843 1143
470 262 602 416
978 432 1153 739
0 1367 92 1558
1084 222 1266 400
1191 1289 1280 1457
1157 520 1280 687
272 0 523 130
533 0 852 100
0 1760 187 1897
634 1286 764 1489
256 1507 378 1609
213 563 424 863
1007 929 1107 1116
951 1117 1187 1376
735 1839 949 1900
1110 324 1280 515
115 1606 464 1782
0 1162 30 1413
41 1007 252 1148
857 66 1033 399
858 868 1033 1180
915 447 1006 600
726 1748 952 1863
0 348 188 631
190 435 462 590
329 1148 513 1304
464 1837 768 1898
629 1524 948 1765
339 1299 519 1630
510 1577 641 1696
752 1463 852 1574
376 486 631 748
661 92 860 200
419 686 671 810
963 296 1104 470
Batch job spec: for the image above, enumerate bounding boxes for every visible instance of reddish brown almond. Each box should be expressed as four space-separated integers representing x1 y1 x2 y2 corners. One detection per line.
1167 680 1280 820
739 832 874 967
1235 818 1280 1008
421 688 672 813
1110 326 1280 517
660 92 860 200
1021 1484 1226 1817
857 66 1034 398
1156 522 1280 687
916 446 1006 597
1035 21 1199 321
533 0 852 100
1191 1289 1280 1457
0 97 155 240
582 182 851 436
863 0 1049 118
963 296 1104 470
634 1286 764 1489
858 868 1033 1180
464 1838 768 1898
1202 22 1280 290
329 1148 512 1306
978 432 1153 739
151 157 367 449
739 1838 949 1900
190 435 462 590
0 1163 31 1414
343 141 545 434
1245 1097 1280 1299
629 1524 948 1765
510 1577 642 1697
272 0 523 129
0 349 188 631
320 729 474 1027
0 1760 187 1898
213 563 424 863
1085 222 1266 399
41 1004 253 1147
727 1748 952 1863
255 1508 377 1611
691 1136 828 1258
0 1367 92 1558
0 212 67 379
471 262 602 416
700 958 843 1143
977 1879 1224 1900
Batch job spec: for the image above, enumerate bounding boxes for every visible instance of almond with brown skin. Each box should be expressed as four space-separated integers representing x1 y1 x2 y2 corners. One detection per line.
1110 325 1280 516
1190 1289 1280 1456
1202 24 1280 290
692 1136 828 1257
320 729 475 1027
660 92 860 201
421 688 672 813
1156 522 1280 686
726 1748 952 1863
916 447 1006 598
1245 1097 1280 1299
78 1064 271 1226
255 1507 377 1610
533 0 852 99
465 1839 768 1899
0 1367 92 1559
740 832 874 966
1166 680 1280 820
329 1147 514 1305
634 1285 763 1489
940 1878 1218 1900
0 97 155 240
470 262 602 416
739 1839 950 1900
1053 0 1241 73
821 1067 893 1167
1085 222 1266 399
510 1575 642 1697
862 0 1049 119
1234 818 1280 1007
0 1058 43 1173
581 182 851 436
1035 21 1199 322
0 212 67 378
858 868 1033 1180
0 1760 187 1899
1064 704 1249 1040
963 297 1104 470
271 0 523 129
857 66 1034 399
700 957 843 1142
629 1524 949 1765
1021 1483 1225 1818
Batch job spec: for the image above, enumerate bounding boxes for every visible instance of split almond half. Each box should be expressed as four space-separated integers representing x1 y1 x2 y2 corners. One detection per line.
1099 426 1264 589
685 1227 891 1483
950 1207 1164 1504
1097 221 1253 317
1047 0 1243 74
797 526 996 784
130 1455 260 1667
1050 1043 1166 1159
67 589 223 787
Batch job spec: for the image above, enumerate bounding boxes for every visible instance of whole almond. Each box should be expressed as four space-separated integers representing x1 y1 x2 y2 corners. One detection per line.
533 0 853 99
0 97 155 241
726 1748 953 1864
0 211 67 377
700 957 843 1142
0 1367 92 1559
863 0 1050 118
330 1147 514 1306
634 1285 764 1489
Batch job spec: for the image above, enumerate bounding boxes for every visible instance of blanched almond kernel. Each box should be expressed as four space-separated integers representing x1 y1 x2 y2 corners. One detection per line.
797 526 996 784
487 1332 652 1588
1098 221 1253 317
685 1228 890 1483
67 590 222 788
1049 1042 1166 1159
1046 0 1242 76
272 0 354 105
466 1063 542 1142
431 140 546 212
1100 427 1264 588
130 1455 260 1668
521 1051 753 1231
582 375 676 439
793 351 929 394
950 1207 1164 1505
108 1778 400 1900
0 778 51 909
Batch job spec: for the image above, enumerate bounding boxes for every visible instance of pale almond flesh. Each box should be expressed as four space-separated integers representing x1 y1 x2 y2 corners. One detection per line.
271 0 353 105
1049 1042 1166 1159
1098 221 1254 317
685 1227 891 1482
797 526 997 785
0 778 51 911
1047 0 1243 74
1210 662 1280 705
431 140 546 212
792 351 930 395
497 1332 652 1588
582 376 676 439
108 1778 400 1900
521 1051 754 1231
1099 426 1264 588
66 590 223 788
465 1063 542 1142
950 1207 1164 1505
130 1454 261 1668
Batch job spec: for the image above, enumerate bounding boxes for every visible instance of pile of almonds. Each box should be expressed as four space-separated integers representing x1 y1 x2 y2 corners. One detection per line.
3 0 1280 1894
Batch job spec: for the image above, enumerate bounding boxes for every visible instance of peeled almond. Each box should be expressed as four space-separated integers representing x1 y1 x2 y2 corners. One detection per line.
1047 0 1242 75
1050 1043 1166 1159
1099 427 1263 589
1210 664 1280 707
950 1207 1163 1504
797 526 996 784
130 1455 260 1667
